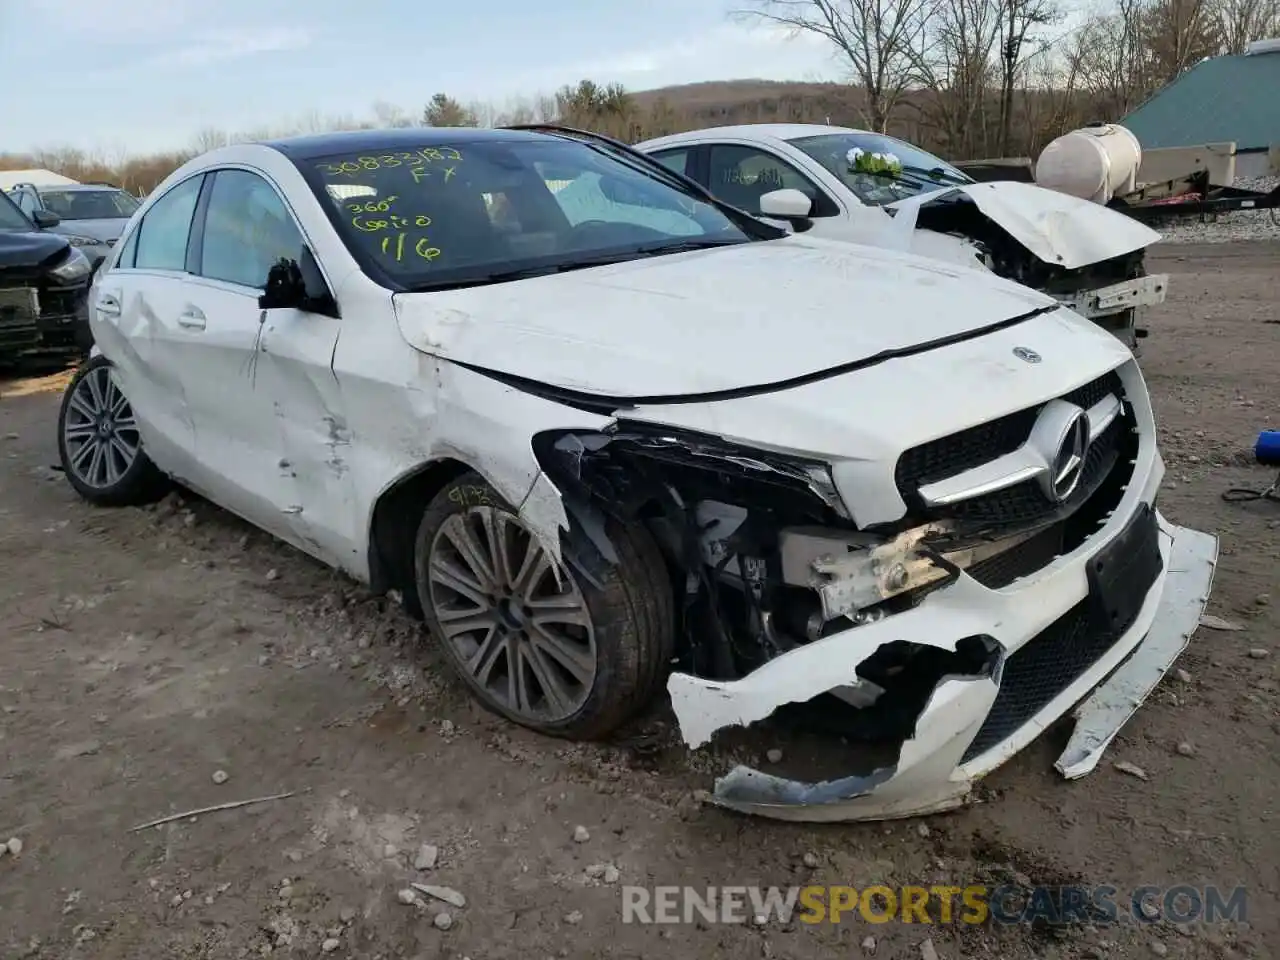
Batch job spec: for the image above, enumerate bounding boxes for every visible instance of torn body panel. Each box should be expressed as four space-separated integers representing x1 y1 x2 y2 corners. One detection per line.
672 514 1217 822
887 181 1160 271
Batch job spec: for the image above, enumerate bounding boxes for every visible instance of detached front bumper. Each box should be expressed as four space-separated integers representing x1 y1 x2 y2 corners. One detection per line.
668 513 1217 822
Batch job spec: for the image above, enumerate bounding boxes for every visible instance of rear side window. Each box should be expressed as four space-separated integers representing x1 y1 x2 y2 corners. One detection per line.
650 148 692 176
114 225 139 269
135 175 203 272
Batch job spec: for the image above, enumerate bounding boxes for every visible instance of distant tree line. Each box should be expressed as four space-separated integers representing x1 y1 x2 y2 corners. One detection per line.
3 0 1276 194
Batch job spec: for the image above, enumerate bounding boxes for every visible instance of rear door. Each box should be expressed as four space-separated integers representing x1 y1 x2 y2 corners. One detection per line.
91 173 205 482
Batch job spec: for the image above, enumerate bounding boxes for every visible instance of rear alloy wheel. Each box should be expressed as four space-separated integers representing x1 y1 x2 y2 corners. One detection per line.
57 355 168 506
414 472 674 739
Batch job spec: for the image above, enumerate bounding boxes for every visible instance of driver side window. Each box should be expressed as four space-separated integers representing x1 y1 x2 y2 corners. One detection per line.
199 169 304 289
707 145 836 218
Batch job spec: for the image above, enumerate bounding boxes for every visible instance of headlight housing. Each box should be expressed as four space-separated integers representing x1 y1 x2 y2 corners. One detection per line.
533 422 853 524
49 246 92 283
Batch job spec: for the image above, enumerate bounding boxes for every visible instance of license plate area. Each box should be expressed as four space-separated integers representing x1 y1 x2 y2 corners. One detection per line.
1087 503 1163 635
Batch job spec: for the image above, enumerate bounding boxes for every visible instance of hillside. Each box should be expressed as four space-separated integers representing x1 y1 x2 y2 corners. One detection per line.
630 79 869 129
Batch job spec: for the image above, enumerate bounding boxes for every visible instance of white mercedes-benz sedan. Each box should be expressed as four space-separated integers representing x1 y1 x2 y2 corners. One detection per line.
58 126 1217 821
635 124 1169 351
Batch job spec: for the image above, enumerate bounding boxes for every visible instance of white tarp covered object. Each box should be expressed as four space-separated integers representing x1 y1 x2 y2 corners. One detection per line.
0 168 79 190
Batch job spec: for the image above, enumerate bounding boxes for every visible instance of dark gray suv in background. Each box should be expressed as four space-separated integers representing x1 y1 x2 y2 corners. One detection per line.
7 182 140 272
0 190 94 361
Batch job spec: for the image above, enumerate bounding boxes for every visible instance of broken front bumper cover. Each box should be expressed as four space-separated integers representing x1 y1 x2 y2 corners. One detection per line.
668 513 1217 822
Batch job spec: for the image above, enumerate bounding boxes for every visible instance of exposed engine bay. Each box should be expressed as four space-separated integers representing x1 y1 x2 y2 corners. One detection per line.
532 397 1138 759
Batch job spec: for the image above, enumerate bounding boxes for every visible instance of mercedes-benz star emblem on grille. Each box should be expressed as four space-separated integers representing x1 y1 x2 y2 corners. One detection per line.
1013 346 1041 363
1049 410 1089 501
1027 398 1093 503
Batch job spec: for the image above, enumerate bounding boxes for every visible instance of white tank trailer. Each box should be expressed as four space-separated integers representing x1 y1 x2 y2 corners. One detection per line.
1035 124 1143 205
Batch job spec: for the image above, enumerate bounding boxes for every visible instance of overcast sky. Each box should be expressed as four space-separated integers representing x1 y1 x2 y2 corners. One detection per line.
0 0 841 154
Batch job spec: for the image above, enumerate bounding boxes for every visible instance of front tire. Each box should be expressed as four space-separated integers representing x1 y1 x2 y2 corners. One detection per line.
57 355 168 506
413 472 674 740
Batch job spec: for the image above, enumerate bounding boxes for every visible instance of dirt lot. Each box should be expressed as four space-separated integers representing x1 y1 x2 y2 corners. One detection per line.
1 241 1277 960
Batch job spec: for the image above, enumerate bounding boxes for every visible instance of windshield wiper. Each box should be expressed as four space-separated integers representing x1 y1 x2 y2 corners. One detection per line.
404 239 748 292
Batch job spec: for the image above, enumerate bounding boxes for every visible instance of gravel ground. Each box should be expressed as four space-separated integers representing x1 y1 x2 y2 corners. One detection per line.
0 241 1277 959
1156 178 1280 244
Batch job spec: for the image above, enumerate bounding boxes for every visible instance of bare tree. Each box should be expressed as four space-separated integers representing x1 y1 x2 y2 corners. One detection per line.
736 0 938 130
996 0 1061 153
1065 0 1156 119
1143 0 1222 82
372 101 415 128
1217 0 1280 52
920 0 1002 156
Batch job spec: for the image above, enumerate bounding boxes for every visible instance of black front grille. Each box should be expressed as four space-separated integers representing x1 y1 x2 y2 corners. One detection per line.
0 286 41 352
966 524 1065 589
895 372 1129 529
38 283 83 320
961 593 1139 763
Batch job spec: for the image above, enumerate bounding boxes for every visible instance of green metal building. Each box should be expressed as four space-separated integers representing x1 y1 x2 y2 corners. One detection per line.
1121 39 1280 180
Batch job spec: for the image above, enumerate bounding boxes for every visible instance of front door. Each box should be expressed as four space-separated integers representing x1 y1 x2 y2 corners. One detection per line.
183 167 348 557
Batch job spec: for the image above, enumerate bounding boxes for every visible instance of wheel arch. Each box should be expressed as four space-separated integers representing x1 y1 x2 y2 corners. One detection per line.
366 457 475 613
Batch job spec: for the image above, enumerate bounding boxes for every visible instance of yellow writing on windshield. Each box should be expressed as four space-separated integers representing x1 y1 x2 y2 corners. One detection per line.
378 233 442 262
346 194 434 236
317 148 463 178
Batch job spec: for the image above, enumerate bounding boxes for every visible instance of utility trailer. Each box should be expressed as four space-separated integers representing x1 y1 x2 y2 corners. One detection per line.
1107 170 1280 224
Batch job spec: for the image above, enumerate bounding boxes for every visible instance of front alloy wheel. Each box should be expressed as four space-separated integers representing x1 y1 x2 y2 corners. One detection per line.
414 473 675 739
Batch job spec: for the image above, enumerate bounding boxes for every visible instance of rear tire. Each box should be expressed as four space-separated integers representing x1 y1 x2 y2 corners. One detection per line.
57 355 169 506
413 471 674 740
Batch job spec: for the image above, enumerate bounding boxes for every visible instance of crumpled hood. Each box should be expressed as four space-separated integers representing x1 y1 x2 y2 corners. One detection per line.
54 218 129 242
394 235 1058 398
888 180 1161 270
0 229 72 269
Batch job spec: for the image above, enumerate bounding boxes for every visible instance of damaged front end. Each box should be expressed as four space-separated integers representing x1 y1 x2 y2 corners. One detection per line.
531 375 1217 821
899 189 1168 350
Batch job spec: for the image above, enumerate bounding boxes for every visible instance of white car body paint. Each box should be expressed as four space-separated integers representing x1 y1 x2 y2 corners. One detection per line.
393 234 1056 398
636 124 1168 328
82 133 1216 823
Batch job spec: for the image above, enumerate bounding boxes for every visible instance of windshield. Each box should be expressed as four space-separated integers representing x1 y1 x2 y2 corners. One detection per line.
788 132 973 206
0 191 34 232
38 188 140 220
301 137 761 290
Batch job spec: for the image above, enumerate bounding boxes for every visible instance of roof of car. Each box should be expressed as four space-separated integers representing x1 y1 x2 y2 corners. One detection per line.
34 183 123 193
265 127 553 160
640 124 870 148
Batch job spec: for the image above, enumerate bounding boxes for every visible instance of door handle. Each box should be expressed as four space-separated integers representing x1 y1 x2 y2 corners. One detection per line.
177 307 206 330
96 293 122 318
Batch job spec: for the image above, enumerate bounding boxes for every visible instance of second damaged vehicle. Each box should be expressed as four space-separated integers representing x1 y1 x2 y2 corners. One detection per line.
635 124 1169 351
62 128 1216 821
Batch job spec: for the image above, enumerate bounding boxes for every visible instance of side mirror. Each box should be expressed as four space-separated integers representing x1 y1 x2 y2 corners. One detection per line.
33 209 61 228
258 248 340 318
260 258 305 310
758 188 813 219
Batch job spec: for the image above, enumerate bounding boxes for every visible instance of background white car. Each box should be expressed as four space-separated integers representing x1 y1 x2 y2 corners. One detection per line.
59 127 1214 821
636 124 1169 350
